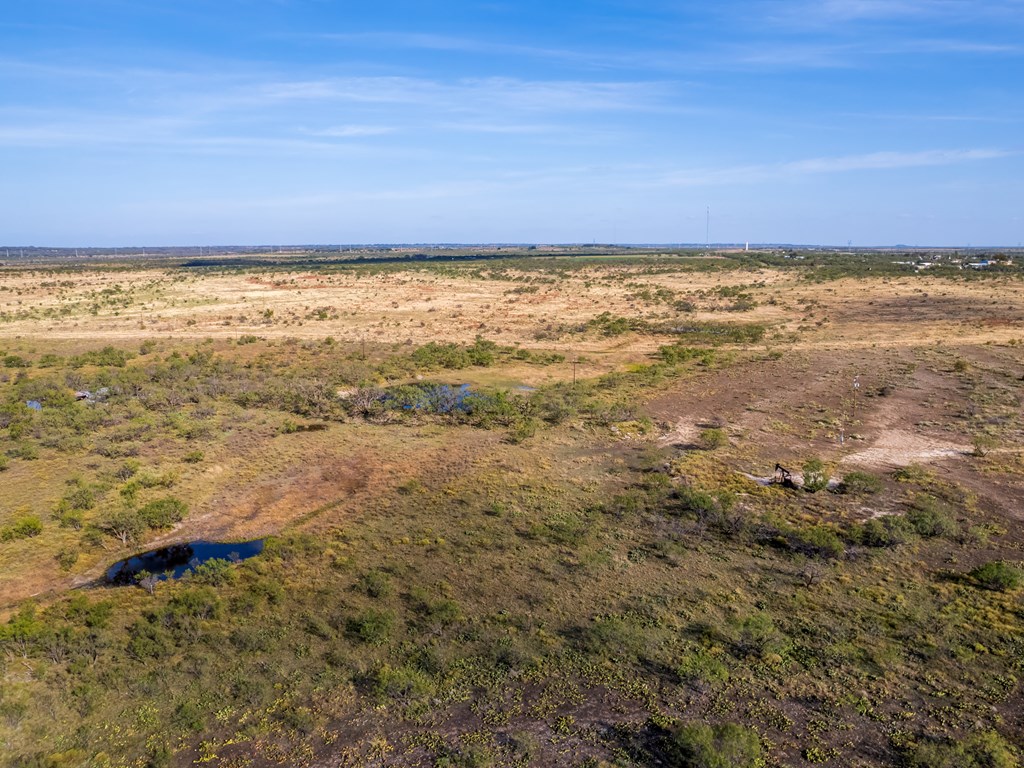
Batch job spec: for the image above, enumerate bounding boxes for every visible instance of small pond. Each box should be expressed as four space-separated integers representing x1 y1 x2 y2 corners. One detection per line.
106 539 265 585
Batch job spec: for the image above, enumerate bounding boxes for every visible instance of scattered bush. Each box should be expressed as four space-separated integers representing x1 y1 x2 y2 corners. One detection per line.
733 613 789 659
970 561 1023 592
905 495 958 538
10 442 38 460
172 699 205 732
660 345 716 366
372 663 434 704
837 471 882 495
70 346 135 368
506 417 539 444
972 434 998 457
55 547 79 571
853 515 911 548
1 515 43 541
189 558 234 586
54 484 96 527
906 730 1018 768
346 609 394 645
357 569 393 598
779 524 845 560
699 428 728 450
677 647 730 689
801 459 829 493
98 509 145 544
578 615 646 661
666 722 764 768
137 497 187 529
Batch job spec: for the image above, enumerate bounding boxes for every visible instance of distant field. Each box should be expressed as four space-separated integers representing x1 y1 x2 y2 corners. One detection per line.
1 251 1022 767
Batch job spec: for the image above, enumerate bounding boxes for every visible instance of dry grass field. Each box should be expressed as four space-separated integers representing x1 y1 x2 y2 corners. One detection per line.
1 250 1022 767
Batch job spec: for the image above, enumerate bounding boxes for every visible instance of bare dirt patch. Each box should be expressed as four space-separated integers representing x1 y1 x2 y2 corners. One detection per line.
841 429 970 468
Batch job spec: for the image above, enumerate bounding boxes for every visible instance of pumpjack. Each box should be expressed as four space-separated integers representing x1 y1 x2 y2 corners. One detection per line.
774 463 798 489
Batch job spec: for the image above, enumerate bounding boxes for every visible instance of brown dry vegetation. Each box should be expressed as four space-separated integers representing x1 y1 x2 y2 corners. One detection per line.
1 251 1022 768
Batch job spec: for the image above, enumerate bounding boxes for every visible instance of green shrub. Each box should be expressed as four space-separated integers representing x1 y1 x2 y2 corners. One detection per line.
137 497 187 529
10 442 38 460
172 699 205 731
71 345 135 368
55 547 79 572
803 746 841 763
346 609 394 645
733 613 789 659
801 459 829 492
660 344 716 366
1 515 43 540
588 312 637 336
578 615 645 660
126 618 171 660
418 341 471 369
699 428 728 450
98 509 145 544
787 525 845 560
372 663 434 703
905 495 958 538
970 561 1023 592
971 433 999 457
357 569 393 598
168 586 221 621
907 730 1018 768
189 558 234 586
677 647 730 689
666 722 764 768
838 471 882 495
54 484 96 527
507 417 539 444
854 516 911 548
676 486 722 519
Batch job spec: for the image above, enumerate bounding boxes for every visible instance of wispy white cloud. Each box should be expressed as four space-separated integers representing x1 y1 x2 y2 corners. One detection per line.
766 0 978 25
317 31 587 63
839 111 1024 123
0 109 402 156
0 111 197 148
436 121 559 134
877 38 1021 54
301 125 396 138
129 179 508 217
656 148 1014 186
0 66 681 153
809 0 954 21
785 148 1011 172
243 76 674 112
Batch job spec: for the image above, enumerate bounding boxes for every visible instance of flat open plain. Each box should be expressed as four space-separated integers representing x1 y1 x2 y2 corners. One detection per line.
1 251 1022 767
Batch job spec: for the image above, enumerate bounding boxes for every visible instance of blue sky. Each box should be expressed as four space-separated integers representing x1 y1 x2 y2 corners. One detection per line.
1 0 1022 246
